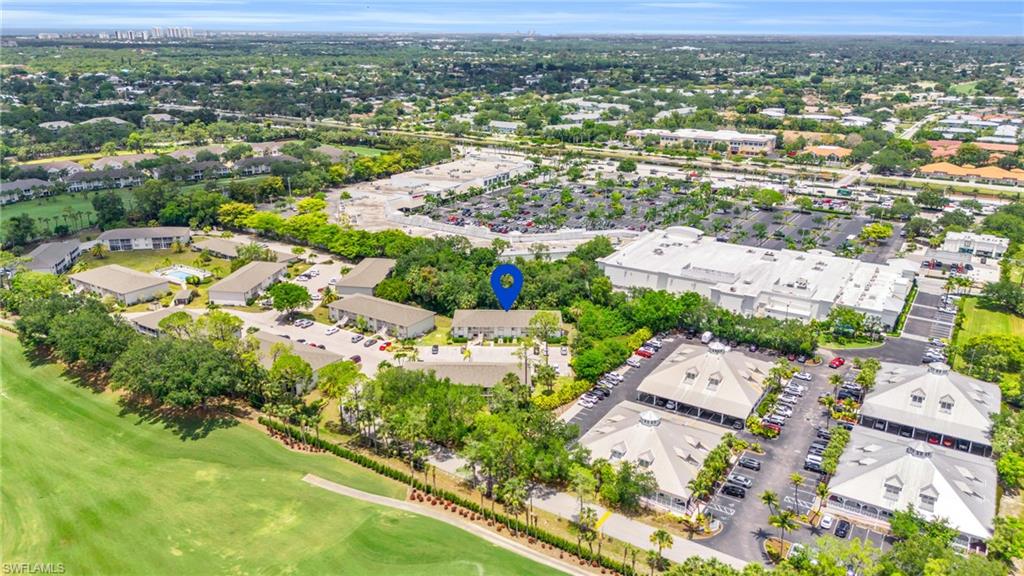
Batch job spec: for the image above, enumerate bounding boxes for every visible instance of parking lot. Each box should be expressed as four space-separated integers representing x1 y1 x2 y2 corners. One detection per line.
702 207 903 264
413 177 705 234
701 352 861 562
901 281 957 342
564 335 680 434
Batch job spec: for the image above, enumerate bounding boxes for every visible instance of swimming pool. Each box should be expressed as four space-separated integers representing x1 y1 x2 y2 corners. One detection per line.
156 264 211 285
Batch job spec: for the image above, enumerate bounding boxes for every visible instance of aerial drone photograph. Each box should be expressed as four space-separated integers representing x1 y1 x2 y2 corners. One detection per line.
0 1 1022 574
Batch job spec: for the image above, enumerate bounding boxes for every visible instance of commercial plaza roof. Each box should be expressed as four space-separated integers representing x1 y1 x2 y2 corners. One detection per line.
336 258 397 289
830 427 996 540
861 363 1000 446
328 294 435 327
637 342 769 420
208 261 287 294
579 401 726 500
404 362 526 388
69 264 169 295
451 309 562 330
598 227 915 321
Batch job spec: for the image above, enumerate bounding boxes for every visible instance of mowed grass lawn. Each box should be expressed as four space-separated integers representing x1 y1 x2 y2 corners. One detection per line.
956 297 1024 342
0 190 134 242
0 334 558 576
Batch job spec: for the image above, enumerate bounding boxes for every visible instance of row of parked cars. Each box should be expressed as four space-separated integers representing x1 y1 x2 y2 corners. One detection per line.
760 373 812 433
578 337 666 409
578 372 623 408
923 336 948 364
719 455 763 499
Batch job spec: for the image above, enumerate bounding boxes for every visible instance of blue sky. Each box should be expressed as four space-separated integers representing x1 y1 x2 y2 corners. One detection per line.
4 0 1023 36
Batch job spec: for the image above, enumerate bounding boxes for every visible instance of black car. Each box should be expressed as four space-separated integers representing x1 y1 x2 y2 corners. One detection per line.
738 457 762 471
431 344 439 354
834 520 851 539
721 485 746 498
592 386 611 398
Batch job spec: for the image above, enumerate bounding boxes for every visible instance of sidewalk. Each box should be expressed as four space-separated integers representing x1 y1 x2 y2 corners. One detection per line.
531 491 747 570
303 474 589 576
428 452 747 570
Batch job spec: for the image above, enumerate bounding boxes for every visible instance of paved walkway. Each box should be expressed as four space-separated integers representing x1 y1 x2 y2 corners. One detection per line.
427 454 747 569
302 474 587 576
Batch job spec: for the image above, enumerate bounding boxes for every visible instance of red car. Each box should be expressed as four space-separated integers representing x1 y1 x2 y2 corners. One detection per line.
760 421 782 434
829 357 846 369
379 341 392 351
635 349 653 358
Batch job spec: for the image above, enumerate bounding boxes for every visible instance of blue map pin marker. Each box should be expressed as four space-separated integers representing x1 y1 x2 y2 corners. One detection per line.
490 264 523 311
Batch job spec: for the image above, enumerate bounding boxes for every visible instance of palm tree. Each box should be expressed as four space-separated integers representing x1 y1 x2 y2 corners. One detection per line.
90 243 108 259
501 477 528 535
789 473 804 512
828 373 843 399
646 549 660 576
760 489 780 515
579 506 598 555
321 286 339 305
768 510 798 554
461 346 472 362
815 482 830 516
649 529 673 571
622 543 639 575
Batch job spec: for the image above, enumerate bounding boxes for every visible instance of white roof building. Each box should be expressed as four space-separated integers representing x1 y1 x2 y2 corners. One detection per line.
859 362 1000 456
598 227 916 328
382 153 533 197
579 401 727 512
625 128 775 154
941 231 1009 259
636 341 769 428
828 427 996 549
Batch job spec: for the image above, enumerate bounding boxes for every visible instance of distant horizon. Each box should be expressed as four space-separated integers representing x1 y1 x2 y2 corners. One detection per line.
4 1 1023 37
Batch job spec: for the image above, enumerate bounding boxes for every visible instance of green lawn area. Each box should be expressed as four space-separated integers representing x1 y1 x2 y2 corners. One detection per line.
416 315 452 346
819 339 884 350
0 333 558 576
340 145 386 157
0 190 134 243
956 297 1024 343
951 81 979 95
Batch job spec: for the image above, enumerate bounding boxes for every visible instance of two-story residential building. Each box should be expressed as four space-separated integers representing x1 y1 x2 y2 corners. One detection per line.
98 227 192 251
24 240 81 274
451 309 563 340
328 294 436 339
207 261 288 306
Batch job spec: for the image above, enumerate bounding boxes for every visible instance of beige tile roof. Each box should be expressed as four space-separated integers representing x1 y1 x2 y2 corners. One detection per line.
70 264 169 295
208 261 287 294
336 258 396 289
328 294 435 327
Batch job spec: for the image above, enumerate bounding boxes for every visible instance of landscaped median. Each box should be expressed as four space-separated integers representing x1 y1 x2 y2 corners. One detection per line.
259 417 642 576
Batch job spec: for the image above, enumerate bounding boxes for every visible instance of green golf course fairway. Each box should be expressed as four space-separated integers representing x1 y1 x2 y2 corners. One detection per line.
0 334 560 576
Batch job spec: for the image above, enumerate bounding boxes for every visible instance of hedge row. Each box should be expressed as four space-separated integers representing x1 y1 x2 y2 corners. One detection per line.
259 417 639 575
532 378 592 411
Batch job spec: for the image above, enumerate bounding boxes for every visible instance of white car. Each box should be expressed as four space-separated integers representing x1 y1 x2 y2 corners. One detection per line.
626 358 642 368
820 514 835 530
778 394 800 405
578 398 596 409
665 400 678 411
325 326 340 336
774 405 793 417
793 372 813 381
